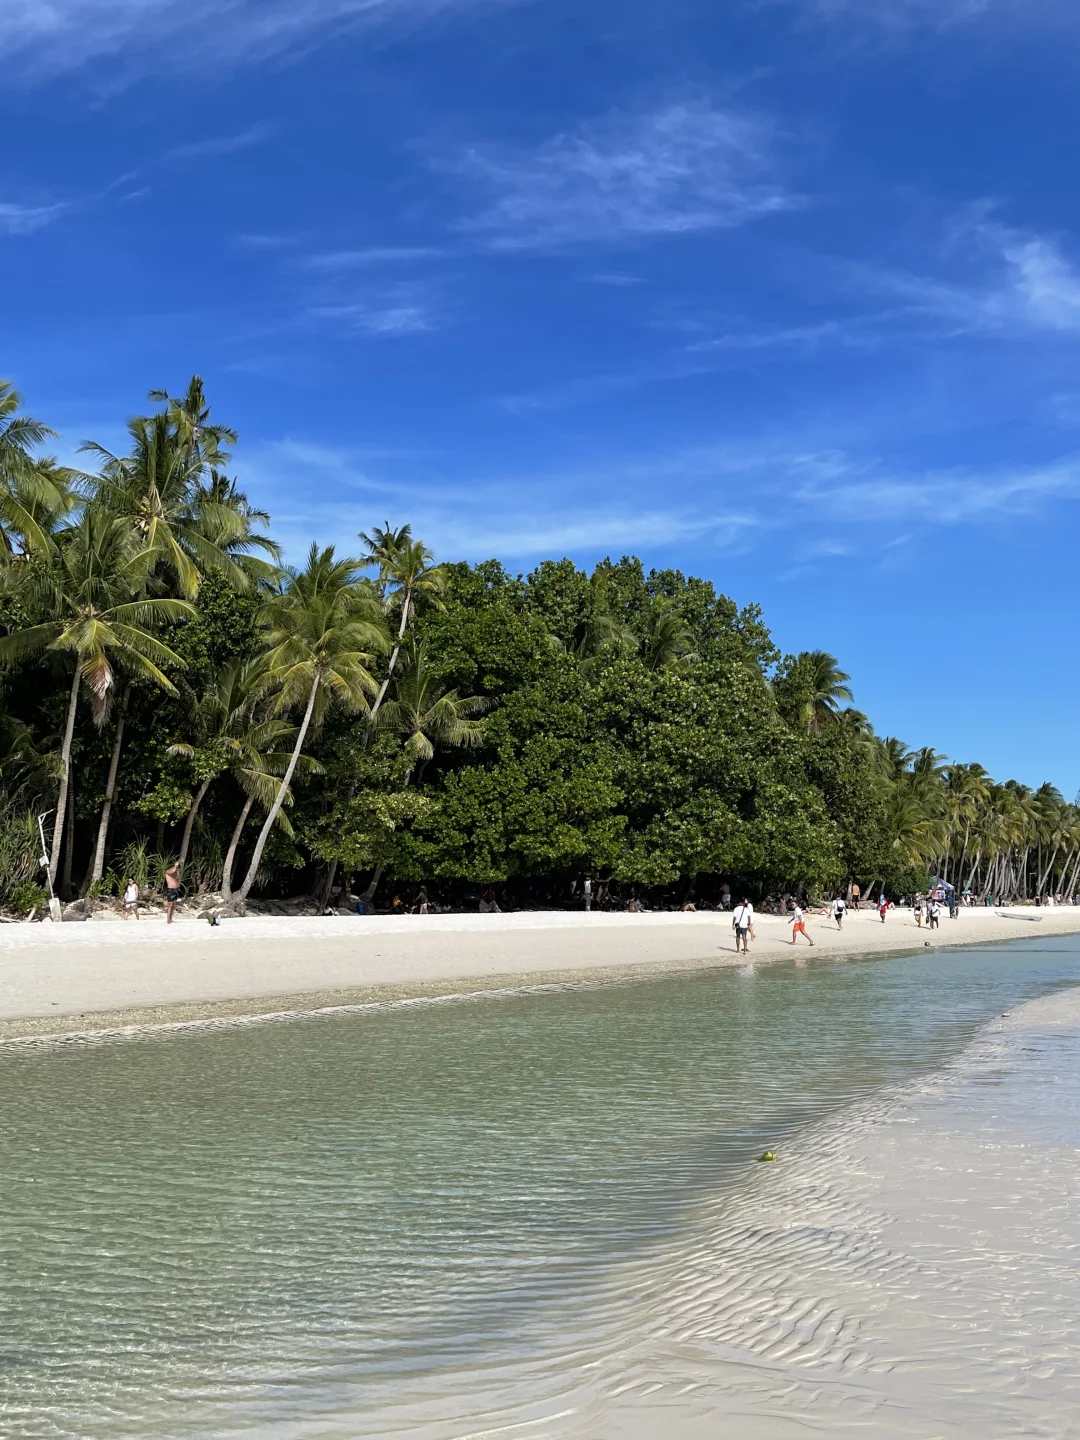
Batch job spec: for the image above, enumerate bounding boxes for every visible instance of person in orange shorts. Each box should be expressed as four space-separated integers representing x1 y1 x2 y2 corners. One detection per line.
791 903 814 946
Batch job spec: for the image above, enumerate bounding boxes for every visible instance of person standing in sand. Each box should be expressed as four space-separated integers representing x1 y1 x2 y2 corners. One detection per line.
791 904 813 947
164 862 181 924
583 877 592 913
851 882 861 911
732 897 754 954
122 877 140 920
878 895 888 923
832 894 846 930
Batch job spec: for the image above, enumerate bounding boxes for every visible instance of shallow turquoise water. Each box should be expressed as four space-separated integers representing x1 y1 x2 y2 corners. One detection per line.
2 938 1079 1438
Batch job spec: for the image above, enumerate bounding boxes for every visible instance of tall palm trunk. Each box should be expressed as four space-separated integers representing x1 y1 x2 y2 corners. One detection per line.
1064 848 1080 900
84 686 130 893
368 586 412 723
178 777 213 872
237 680 319 902
221 794 255 901
49 668 81 888
61 767 76 900
1037 844 1061 898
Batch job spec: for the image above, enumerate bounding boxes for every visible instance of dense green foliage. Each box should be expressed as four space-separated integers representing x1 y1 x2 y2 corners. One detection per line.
0 376 1074 911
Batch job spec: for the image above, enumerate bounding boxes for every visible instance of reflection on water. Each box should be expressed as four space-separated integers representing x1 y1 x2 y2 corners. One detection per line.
1 940 1079 1438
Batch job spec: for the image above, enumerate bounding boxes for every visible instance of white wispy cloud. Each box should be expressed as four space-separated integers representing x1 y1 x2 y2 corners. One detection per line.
787 448 1080 521
307 281 441 336
236 428 1080 572
782 0 1070 35
302 246 448 270
0 0 518 79
0 200 67 236
791 0 995 28
239 436 763 561
453 98 794 251
165 122 279 163
844 223 1080 340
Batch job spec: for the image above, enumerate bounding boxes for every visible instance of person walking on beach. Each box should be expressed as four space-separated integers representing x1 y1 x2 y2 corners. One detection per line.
164 862 181 924
878 895 888 924
122 877 140 920
914 893 923 927
928 900 940 930
732 897 754 954
583 877 593 913
791 904 813 947
832 894 846 930
851 882 861 911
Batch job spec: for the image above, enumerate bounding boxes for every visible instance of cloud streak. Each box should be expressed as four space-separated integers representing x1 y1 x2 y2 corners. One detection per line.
0 0 518 79
453 98 794 251
0 200 67 236
782 0 1070 34
307 281 442 336
836 222 1080 342
165 122 279 163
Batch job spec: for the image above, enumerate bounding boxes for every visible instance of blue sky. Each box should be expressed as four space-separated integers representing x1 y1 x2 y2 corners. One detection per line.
5 0 1080 790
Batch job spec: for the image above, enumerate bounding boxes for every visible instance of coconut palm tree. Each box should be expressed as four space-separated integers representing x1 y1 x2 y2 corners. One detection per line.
80 384 276 597
372 642 489 785
774 650 854 734
0 510 194 888
0 384 76 557
360 523 447 720
640 599 698 671
165 659 322 876
233 546 385 904
358 642 489 904
801 651 854 733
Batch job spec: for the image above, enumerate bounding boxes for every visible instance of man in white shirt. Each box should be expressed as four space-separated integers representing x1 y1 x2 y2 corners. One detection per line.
732 897 754 953
832 895 846 930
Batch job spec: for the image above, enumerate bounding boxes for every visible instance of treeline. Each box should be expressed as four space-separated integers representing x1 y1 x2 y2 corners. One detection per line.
0 375 1072 914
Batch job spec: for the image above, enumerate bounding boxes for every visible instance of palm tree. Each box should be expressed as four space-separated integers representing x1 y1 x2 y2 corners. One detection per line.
372 642 489 785
640 599 697 671
359 642 489 903
165 659 321 876
233 545 385 904
80 383 276 597
0 383 76 557
220 740 319 902
359 523 447 720
800 651 854 733
0 511 193 888
147 376 236 472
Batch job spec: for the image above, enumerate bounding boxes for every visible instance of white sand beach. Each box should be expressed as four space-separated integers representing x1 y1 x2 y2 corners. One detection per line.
2 903 1080 1036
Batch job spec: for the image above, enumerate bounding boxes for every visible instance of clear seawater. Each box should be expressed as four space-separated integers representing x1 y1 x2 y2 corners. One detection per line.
2 937 1079 1438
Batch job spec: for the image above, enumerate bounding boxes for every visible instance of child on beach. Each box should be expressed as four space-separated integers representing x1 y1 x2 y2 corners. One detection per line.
122 877 140 920
878 896 888 923
791 904 814 946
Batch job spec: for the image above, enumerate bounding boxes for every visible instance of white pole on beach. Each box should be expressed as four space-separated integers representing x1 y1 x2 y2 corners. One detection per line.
37 811 63 923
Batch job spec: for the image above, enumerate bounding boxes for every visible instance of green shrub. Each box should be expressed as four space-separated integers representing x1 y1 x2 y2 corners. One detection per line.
8 881 48 916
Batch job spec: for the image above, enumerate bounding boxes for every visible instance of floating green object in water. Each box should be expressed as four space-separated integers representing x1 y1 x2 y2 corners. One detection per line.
758 1150 777 1163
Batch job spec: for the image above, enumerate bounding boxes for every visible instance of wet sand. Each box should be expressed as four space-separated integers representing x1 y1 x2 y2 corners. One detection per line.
0 904 1079 1042
577 984 1080 1439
